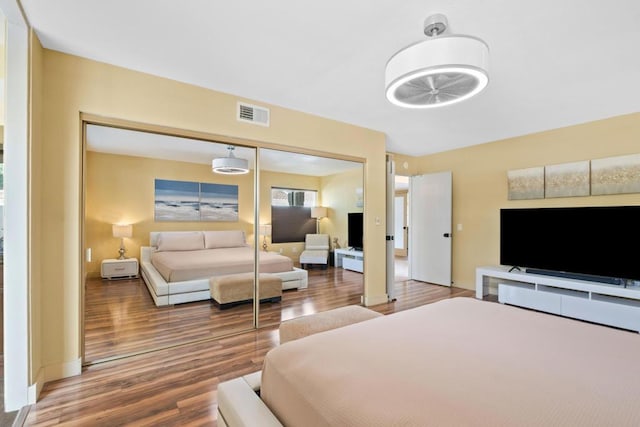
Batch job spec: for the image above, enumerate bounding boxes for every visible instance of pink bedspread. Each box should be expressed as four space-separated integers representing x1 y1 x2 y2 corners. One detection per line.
262 298 640 426
151 247 293 282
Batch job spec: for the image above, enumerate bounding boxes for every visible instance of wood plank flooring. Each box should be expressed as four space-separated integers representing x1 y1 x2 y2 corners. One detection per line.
28 275 473 426
85 267 366 362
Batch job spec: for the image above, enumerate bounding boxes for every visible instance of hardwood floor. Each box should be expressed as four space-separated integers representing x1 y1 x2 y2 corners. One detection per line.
85 267 366 362
27 279 473 426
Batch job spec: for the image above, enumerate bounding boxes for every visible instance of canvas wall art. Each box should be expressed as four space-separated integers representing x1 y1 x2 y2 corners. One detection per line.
545 161 590 198
199 182 239 221
591 153 640 196
154 179 239 222
507 167 544 200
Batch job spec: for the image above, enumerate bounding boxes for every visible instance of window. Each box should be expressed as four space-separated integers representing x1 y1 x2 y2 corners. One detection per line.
271 187 317 243
271 188 316 207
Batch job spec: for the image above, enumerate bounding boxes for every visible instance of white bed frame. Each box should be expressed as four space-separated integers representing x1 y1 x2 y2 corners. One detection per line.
217 372 281 427
140 232 308 306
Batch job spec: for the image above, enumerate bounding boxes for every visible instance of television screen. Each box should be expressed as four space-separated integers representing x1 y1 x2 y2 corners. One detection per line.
348 212 363 251
500 206 640 282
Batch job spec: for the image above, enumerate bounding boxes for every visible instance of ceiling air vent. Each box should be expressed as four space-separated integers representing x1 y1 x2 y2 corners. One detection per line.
237 102 270 127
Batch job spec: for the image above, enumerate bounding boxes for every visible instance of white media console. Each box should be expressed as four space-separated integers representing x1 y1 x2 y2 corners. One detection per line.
476 266 640 332
334 248 363 273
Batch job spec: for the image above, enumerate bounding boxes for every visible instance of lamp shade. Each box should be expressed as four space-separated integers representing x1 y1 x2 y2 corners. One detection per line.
112 224 132 238
311 207 327 219
259 224 272 237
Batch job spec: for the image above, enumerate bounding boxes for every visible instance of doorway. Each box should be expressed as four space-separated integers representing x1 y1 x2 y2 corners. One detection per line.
394 175 409 281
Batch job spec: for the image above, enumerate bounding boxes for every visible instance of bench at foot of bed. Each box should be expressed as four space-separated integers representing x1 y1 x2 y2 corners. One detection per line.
210 273 283 309
279 305 383 343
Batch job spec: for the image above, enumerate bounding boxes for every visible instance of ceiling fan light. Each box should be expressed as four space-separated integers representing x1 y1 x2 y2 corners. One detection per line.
212 146 250 174
385 31 489 108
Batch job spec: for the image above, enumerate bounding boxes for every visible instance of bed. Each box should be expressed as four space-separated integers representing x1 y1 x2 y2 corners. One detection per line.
140 230 308 306
218 298 640 426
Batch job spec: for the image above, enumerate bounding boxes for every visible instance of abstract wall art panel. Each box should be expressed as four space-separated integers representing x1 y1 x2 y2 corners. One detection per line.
591 154 640 196
507 167 544 200
545 161 590 198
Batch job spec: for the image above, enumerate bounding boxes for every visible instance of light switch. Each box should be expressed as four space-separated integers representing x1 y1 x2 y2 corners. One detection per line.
457 224 463 231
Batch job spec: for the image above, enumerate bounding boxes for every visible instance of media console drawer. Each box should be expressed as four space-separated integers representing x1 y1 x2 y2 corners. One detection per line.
342 257 364 273
489 269 640 332
498 284 562 315
101 258 139 280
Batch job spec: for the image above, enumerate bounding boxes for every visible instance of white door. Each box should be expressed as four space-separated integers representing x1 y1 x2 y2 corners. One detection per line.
394 193 408 257
385 155 396 300
409 171 452 286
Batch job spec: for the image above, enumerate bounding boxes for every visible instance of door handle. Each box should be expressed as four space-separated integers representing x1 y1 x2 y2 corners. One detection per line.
443 233 451 238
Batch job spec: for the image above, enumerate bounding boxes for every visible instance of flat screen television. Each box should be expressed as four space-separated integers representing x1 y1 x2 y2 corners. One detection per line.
500 206 640 284
348 212 364 251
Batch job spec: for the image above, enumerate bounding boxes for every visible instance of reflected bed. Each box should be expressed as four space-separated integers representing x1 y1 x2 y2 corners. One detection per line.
140 231 307 306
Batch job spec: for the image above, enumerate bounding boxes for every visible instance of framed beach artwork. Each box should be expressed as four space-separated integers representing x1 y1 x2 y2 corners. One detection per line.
154 179 239 222
200 182 239 221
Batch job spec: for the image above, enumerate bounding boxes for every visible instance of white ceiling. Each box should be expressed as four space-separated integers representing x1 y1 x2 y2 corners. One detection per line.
22 1 640 156
86 124 362 176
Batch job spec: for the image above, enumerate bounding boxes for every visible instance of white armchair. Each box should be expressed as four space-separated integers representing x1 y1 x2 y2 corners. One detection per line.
299 234 330 269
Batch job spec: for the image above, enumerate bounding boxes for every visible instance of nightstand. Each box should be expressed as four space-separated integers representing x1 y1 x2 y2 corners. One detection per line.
101 258 139 280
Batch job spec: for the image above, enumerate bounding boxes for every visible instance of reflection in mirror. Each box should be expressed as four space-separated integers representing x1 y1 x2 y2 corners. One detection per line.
257 148 365 328
83 124 257 363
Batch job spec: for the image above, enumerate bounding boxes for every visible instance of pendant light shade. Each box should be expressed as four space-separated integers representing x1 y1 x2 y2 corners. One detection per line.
212 146 249 175
385 14 489 109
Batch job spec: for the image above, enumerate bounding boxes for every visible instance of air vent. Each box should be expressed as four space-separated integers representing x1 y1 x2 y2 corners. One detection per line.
237 102 270 127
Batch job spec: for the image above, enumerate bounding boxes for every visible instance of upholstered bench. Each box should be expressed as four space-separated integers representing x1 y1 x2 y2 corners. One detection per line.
210 272 282 309
279 305 383 344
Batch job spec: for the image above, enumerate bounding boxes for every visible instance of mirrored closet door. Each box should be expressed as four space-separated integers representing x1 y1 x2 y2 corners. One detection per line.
256 148 365 328
82 122 368 364
83 124 257 363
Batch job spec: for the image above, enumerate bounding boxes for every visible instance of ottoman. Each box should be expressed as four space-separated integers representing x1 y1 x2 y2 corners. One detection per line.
279 305 383 344
210 272 282 309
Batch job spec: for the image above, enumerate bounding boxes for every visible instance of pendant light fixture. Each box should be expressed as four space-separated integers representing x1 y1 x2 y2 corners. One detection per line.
212 146 249 175
385 14 489 109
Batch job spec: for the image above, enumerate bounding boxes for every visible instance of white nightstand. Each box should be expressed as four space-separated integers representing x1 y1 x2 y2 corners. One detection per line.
101 258 139 280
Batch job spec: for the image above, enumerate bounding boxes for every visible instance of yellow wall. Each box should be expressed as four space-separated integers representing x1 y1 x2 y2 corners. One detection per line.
389 153 418 177
35 49 387 381
321 168 364 249
407 113 640 290
85 151 256 277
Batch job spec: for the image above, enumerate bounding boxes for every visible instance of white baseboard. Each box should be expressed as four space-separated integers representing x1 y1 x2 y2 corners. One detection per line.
28 367 45 404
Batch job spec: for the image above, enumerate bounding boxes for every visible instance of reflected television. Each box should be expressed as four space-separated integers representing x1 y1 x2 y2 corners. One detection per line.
348 212 364 251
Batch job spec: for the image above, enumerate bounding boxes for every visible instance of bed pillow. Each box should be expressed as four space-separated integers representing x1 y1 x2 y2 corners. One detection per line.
156 231 205 252
204 230 247 249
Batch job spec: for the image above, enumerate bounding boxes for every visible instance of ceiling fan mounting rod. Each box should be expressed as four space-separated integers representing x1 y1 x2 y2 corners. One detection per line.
424 13 448 37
